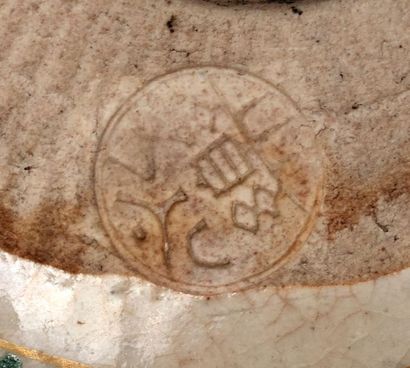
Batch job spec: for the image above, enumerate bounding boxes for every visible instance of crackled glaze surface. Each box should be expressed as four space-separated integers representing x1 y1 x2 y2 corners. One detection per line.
2 254 410 367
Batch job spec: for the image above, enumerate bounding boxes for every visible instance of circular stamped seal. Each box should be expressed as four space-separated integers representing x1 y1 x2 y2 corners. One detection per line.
95 67 324 295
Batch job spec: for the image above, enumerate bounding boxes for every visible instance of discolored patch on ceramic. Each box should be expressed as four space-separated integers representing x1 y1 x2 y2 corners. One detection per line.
95 67 324 294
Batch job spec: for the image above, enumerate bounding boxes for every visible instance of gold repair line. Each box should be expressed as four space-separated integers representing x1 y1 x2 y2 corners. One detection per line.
0 338 90 368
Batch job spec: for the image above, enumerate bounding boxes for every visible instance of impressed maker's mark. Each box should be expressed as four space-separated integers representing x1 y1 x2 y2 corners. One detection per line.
95 67 323 295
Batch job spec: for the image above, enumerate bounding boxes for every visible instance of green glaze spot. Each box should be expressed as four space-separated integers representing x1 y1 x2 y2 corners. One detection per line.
0 354 22 368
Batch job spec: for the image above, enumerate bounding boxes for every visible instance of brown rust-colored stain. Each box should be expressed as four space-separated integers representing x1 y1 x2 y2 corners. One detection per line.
325 167 410 236
1 167 409 286
0 199 88 274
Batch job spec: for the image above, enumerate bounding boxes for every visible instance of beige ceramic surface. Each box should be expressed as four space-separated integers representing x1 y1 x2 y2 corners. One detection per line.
94 66 324 295
0 0 409 367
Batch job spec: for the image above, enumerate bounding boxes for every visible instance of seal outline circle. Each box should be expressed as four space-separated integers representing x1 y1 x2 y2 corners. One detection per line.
94 66 324 295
